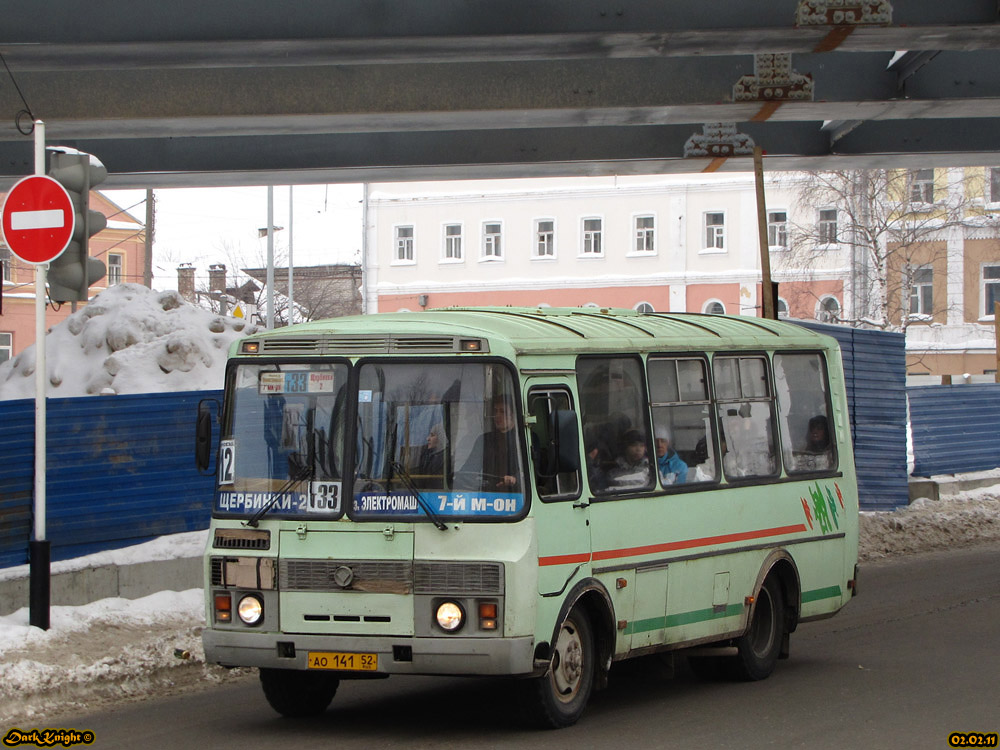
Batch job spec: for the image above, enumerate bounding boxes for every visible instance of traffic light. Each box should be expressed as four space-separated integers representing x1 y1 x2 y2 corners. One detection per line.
46 147 107 303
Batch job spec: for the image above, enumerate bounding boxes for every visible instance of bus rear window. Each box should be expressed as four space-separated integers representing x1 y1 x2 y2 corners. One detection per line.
774 353 837 474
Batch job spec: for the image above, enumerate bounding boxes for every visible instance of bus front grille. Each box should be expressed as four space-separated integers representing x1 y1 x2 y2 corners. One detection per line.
276 559 504 595
413 562 504 595
280 559 413 594
213 528 271 551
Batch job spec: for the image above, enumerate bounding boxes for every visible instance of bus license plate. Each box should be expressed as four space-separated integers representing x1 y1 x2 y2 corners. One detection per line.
307 651 378 671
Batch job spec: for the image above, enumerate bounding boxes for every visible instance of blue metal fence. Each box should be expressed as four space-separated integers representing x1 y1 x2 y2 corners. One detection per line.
0 390 220 569
908 384 1000 477
0 327 938 569
793 321 909 510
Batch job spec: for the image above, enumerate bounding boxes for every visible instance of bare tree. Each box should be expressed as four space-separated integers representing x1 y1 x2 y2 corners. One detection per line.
779 169 998 332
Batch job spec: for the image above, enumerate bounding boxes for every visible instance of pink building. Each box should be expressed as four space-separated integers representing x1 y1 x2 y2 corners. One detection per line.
0 192 147 362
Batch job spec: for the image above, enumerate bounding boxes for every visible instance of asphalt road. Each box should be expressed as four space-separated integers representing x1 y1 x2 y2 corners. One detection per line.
51 544 1000 749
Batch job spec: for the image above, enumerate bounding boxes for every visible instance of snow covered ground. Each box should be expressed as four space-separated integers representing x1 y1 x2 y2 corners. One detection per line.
1 484 999 727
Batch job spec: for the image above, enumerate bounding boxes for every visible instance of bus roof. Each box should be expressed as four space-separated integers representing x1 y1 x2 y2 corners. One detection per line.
239 307 840 357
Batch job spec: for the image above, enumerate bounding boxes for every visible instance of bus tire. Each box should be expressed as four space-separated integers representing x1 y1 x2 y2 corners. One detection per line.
734 576 784 681
520 607 595 729
259 668 340 717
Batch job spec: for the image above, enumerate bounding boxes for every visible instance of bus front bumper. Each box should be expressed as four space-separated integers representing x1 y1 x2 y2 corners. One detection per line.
203 628 537 676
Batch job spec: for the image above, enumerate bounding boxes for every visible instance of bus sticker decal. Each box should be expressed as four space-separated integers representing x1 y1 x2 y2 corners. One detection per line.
801 482 845 533
216 489 340 516
218 439 235 486
354 490 524 517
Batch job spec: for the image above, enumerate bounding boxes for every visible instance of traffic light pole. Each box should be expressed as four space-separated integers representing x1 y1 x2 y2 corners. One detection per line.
30 119 51 630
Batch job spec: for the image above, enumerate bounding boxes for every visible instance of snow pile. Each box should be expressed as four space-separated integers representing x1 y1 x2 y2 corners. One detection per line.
0 283 259 399
0 531 208 584
859 487 1000 560
0 589 249 725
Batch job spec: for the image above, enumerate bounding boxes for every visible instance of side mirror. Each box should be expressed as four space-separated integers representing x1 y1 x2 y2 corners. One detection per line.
548 408 580 474
195 399 220 474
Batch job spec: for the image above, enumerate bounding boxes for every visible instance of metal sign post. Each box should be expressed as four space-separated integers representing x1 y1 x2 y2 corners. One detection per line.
32 121 50 630
1 121 68 629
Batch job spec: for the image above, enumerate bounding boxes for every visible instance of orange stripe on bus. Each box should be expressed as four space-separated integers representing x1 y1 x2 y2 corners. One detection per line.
538 552 592 567
538 524 807 566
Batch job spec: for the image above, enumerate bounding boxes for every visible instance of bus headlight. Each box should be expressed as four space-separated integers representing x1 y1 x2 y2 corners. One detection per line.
237 594 264 626
435 601 465 632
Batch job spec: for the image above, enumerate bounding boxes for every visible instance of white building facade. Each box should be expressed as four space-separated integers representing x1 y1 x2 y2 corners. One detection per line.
364 174 850 322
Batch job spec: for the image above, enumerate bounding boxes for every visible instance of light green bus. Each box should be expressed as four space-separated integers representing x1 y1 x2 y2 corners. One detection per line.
198 307 858 728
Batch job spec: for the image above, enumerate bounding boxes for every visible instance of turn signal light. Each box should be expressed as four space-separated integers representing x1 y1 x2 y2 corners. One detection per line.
479 601 498 630
215 593 232 623
459 339 482 352
241 341 260 354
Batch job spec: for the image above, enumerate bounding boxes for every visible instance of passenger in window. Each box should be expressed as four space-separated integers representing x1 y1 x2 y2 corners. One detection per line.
415 423 447 488
806 415 831 453
794 415 833 472
608 429 651 487
584 426 612 492
462 397 521 491
654 427 688 485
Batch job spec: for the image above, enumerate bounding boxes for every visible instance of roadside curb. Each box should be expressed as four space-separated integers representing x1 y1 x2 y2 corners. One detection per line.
0 556 203 617
908 471 1000 504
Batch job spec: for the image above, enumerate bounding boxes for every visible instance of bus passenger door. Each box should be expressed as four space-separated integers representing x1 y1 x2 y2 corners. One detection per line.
526 387 591 598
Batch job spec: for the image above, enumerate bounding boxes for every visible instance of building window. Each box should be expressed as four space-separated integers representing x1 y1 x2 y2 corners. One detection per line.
635 302 654 313
0 332 10 364
704 300 726 315
582 218 603 255
1 246 11 282
983 265 1000 317
767 211 788 250
443 224 463 261
107 253 123 285
395 225 414 262
534 219 555 257
817 296 840 322
818 209 838 245
482 221 503 259
634 215 655 253
989 168 1000 205
909 169 935 205
704 212 725 250
907 265 933 317
776 298 789 318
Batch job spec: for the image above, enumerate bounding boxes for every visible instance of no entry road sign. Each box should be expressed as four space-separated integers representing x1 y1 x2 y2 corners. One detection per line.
1 174 75 264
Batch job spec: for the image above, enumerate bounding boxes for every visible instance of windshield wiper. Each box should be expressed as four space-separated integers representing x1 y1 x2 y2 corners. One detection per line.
246 423 317 527
389 460 448 531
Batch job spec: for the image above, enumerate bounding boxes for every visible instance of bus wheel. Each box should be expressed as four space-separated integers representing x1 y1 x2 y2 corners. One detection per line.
259 668 340 717
734 577 784 681
520 608 595 729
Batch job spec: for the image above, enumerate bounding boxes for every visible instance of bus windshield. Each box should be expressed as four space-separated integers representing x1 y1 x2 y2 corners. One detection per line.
215 362 348 519
353 360 526 521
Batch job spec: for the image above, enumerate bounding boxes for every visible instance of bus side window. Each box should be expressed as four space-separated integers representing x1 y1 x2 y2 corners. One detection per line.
527 388 581 500
576 357 655 494
648 357 717 485
773 353 838 474
713 355 779 480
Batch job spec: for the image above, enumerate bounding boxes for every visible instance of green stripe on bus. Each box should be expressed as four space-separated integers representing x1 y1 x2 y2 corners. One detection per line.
625 587 843 635
801 585 842 603
625 603 745 635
